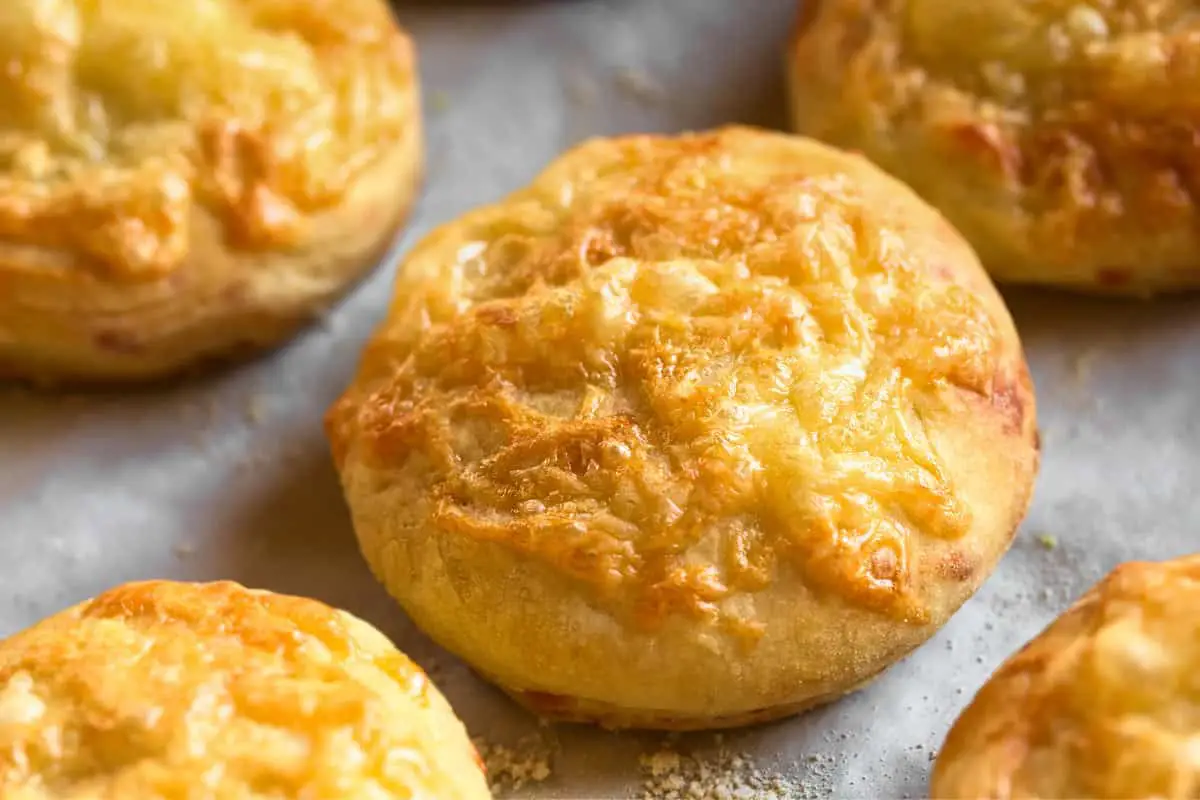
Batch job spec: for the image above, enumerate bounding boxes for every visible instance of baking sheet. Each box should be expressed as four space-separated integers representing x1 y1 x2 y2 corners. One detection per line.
3 0 1199 797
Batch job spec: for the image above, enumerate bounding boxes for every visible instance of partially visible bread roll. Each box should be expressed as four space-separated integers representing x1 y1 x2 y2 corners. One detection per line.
0 580 489 799
933 555 1200 798
0 0 422 384
789 0 1200 295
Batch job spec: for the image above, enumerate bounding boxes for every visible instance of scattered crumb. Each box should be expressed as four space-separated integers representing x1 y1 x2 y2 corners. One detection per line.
615 66 663 103
565 70 599 107
1037 533 1058 551
474 735 553 795
172 542 196 559
429 90 451 113
638 746 801 799
244 393 267 425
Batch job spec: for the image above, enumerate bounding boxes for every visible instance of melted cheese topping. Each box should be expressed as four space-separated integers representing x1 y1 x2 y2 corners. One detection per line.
331 128 1002 630
793 0 1200 285
902 0 1200 153
0 0 414 280
0 581 485 799
935 556 1200 798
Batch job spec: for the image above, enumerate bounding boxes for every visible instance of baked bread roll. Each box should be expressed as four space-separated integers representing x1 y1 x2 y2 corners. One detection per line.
0 0 421 384
0 580 489 799
789 0 1200 295
327 126 1039 730
933 555 1200 799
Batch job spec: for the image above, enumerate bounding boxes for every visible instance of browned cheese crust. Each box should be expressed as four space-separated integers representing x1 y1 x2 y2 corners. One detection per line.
789 0 1200 295
0 0 422 384
933 555 1200 799
327 126 1039 729
0 580 490 799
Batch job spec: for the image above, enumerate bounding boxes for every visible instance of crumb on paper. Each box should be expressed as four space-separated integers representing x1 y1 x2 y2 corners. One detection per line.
644 749 681 778
615 67 664 103
173 542 196 559
244 393 267 425
473 735 554 795
1036 533 1058 551
429 90 451 113
638 745 801 800
565 70 599 107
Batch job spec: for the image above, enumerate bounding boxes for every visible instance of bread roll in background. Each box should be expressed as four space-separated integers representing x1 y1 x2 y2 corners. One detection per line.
789 0 1200 295
0 0 422 384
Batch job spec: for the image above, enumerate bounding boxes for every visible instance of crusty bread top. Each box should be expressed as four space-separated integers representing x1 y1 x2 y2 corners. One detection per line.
0 580 488 799
934 555 1200 799
789 0 1200 291
329 126 1035 638
0 0 414 282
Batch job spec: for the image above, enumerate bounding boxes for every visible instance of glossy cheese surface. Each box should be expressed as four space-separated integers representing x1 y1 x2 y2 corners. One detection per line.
0 581 489 799
934 555 1200 799
331 127 1019 630
790 0 1200 293
0 0 414 280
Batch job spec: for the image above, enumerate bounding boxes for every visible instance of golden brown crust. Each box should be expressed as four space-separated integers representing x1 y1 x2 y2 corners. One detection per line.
497 668 884 731
0 580 489 800
328 126 1038 728
789 0 1200 295
933 555 1200 799
0 0 421 383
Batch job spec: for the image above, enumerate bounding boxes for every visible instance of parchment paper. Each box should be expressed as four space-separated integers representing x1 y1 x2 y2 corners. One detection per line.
3 1 1198 796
